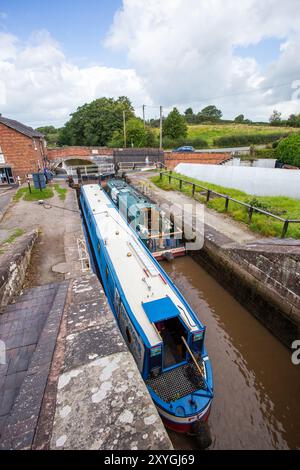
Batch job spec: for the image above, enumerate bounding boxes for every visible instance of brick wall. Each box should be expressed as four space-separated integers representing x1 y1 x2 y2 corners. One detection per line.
0 123 46 179
164 151 231 169
47 146 114 160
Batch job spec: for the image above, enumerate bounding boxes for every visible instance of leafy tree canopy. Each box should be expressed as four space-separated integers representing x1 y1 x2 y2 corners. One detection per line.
108 118 156 148
234 114 245 123
198 105 223 122
275 132 300 166
58 96 135 146
286 114 300 128
36 125 60 147
163 107 187 139
269 109 282 125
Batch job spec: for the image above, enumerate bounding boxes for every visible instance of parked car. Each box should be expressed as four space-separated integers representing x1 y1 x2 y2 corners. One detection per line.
173 146 195 152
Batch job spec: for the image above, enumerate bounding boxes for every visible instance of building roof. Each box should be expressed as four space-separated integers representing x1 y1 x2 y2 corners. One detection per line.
0 115 44 139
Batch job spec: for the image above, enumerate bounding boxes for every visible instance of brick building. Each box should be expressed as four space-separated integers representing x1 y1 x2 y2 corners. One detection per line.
0 115 47 183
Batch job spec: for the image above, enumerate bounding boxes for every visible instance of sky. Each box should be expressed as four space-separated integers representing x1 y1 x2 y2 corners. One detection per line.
0 0 300 127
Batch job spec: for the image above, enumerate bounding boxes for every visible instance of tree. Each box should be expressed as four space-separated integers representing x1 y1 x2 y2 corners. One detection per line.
269 109 282 126
58 96 135 146
108 118 156 148
184 107 198 124
184 108 193 116
198 105 222 122
36 126 60 147
287 114 300 128
234 114 245 123
163 108 187 139
275 133 300 166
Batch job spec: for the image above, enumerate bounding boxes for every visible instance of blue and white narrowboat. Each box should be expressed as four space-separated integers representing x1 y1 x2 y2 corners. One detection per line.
80 184 213 434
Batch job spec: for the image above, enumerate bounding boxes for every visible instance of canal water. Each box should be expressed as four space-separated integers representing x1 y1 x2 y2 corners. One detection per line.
161 256 300 450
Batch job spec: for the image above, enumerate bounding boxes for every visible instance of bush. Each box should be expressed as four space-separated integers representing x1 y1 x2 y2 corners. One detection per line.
275 133 300 167
213 133 289 147
255 148 276 158
162 136 208 149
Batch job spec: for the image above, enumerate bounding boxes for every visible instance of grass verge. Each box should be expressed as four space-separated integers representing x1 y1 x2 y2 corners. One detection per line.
1 228 25 246
14 186 54 202
151 173 300 239
54 184 67 201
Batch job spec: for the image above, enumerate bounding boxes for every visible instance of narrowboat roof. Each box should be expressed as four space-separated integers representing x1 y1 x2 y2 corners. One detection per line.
82 184 200 347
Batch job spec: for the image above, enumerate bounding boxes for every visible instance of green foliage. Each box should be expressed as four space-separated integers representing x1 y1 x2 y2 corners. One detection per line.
286 114 300 128
58 96 135 146
198 105 222 122
269 109 282 126
152 173 300 238
255 148 276 158
14 187 54 201
1 229 25 245
275 133 300 166
36 125 60 148
54 184 67 201
162 136 208 149
214 132 289 147
163 107 187 139
234 114 245 123
108 118 156 148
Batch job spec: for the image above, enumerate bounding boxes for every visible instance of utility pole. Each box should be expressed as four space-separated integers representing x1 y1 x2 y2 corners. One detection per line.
159 106 163 150
142 105 146 128
123 110 127 148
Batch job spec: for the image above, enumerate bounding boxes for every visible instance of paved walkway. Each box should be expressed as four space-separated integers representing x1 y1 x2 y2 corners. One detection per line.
0 187 16 223
0 282 68 449
0 182 73 286
130 172 259 245
0 181 173 450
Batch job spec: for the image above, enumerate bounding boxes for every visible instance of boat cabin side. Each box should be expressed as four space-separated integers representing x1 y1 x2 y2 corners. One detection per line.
80 186 206 382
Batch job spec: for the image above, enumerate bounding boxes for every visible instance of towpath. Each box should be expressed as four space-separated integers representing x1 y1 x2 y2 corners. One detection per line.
129 171 260 246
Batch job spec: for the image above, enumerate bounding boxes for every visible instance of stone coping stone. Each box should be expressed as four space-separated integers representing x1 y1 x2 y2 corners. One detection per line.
50 273 173 450
51 352 172 450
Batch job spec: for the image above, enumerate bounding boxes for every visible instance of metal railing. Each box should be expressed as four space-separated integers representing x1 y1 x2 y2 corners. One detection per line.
159 171 300 238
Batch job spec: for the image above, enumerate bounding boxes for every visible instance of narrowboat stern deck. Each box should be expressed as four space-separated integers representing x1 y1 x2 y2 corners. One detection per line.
146 362 206 403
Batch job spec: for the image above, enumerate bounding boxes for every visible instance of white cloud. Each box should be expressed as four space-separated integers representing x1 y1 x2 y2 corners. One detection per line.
105 0 300 120
1 1 300 126
0 30 150 127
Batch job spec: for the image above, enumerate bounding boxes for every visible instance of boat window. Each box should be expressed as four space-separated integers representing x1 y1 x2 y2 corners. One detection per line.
126 327 132 344
106 266 109 279
156 317 187 369
97 242 101 253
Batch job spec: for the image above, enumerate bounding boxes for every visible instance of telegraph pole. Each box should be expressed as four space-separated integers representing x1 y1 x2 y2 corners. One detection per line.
142 105 146 128
159 106 163 150
123 110 127 148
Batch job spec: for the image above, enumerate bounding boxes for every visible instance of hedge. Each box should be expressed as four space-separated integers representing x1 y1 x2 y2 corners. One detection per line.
275 133 300 167
213 133 289 147
162 136 208 149
254 148 276 158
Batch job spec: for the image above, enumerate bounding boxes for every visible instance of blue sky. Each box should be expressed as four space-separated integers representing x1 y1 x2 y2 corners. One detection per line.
0 0 124 67
0 0 299 126
234 37 283 69
1 0 283 69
